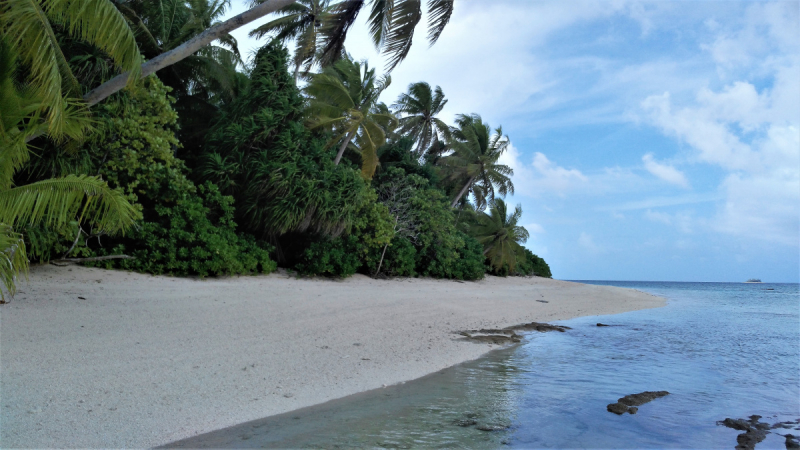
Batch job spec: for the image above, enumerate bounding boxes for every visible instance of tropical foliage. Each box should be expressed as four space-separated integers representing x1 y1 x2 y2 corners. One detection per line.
468 199 529 273
201 43 371 237
1 0 553 299
392 81 450 159
0 14 140 299
249 0 333 79
305 55 396 178
439 114 514 209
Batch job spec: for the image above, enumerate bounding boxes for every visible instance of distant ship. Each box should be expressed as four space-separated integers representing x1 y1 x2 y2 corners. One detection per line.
745 278 762 283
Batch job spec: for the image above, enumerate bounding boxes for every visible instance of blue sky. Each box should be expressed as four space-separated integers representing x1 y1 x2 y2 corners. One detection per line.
225 1 800 282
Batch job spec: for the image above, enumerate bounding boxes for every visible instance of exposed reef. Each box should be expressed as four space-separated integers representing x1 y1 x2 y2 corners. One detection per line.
458 322 572 344
606 391 670 415
717 416 800 450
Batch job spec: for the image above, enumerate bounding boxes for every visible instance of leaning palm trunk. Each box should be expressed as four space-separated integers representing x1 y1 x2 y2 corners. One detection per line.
450 175 477 208
82 0 296 107
333 128 358 165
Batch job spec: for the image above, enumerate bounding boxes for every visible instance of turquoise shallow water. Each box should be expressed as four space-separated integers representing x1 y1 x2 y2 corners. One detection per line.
167 281 799 449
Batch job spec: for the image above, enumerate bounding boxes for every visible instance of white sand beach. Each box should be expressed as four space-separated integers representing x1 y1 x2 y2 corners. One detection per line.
0 265 664 448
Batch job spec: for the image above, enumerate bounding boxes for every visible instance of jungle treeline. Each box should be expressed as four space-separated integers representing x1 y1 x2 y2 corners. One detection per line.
0 0 550 298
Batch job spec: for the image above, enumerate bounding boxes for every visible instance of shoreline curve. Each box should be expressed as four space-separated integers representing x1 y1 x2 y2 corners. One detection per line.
1 265 665 448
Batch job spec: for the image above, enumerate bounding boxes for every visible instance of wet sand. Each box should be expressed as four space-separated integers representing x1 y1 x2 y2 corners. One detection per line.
0 265 664 448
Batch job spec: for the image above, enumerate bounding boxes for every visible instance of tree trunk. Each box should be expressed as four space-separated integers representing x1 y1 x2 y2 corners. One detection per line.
450 175 477 208
333 128 358 165
82 0 296 107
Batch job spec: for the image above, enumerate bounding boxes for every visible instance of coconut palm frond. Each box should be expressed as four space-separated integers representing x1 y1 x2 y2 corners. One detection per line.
0 175 140 235
0 225 28 301
2 0 85 138
318 0 363 66
383 0 421 71
367 0 392 48
471 199 528 272
426 0 453 45
45 0 142 77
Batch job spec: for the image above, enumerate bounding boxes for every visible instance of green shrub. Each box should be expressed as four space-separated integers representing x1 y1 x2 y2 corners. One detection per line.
23 76 276 277
92 182 276 277
201 43 370 237
516 249 552 277
295 196 394 277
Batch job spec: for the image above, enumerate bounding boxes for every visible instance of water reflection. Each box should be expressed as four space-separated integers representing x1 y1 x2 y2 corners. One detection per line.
165 282 799 449
166 347 524 449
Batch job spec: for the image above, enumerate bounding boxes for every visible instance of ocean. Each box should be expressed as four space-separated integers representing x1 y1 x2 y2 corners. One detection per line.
166 281 799 449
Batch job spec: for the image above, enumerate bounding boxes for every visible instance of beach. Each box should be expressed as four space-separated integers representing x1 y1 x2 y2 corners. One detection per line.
1 265 664 448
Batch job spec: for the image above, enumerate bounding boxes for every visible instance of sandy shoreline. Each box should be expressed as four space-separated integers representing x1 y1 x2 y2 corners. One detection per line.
1 265 664 448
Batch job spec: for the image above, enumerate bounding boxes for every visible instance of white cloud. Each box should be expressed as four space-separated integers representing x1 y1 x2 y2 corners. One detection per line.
639 20 799 248
701 2 799 72
526 223 546 234
531 153 589 193
498 145 589 198
578 232 601 253
642 153 690 188
714 148 800 246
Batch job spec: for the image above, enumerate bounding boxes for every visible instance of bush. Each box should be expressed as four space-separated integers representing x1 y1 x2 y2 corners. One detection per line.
516 249 552 277
22 76 277 276
91 182 276 277
294 197 394 277
201 43 371 237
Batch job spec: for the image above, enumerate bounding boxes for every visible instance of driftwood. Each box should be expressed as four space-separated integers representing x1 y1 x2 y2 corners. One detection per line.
50 255 134 266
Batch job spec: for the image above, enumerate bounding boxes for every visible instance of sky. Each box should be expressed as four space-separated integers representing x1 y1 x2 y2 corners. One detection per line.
223 0 800 282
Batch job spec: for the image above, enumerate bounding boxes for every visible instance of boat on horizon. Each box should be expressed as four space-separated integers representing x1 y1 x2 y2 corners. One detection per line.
745 278 762 283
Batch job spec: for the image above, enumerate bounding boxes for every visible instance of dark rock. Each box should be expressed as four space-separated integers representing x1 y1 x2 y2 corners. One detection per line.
536 300 549 303
720 418 752 431
505 322 571 333
736 428 767 450
607 402 633 415
458 330 521 344
596 323 611 327
717 414 797 450
607 391 669 415
617 391 670 407
785 434 800 449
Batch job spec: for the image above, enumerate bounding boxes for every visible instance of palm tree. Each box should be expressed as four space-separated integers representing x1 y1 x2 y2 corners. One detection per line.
392 82 450 159
115 0 243 102
319 0 455 70
0 21 139 300
1 0 142 139
248 0 332 80
80 0 455 108
439 114 513 209
305 56 397 178
471 199 529 273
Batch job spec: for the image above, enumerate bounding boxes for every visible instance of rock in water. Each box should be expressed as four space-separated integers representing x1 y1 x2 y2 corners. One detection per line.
607 402 631 415
505 322 571 333
607 391 669 415
716 415 774 450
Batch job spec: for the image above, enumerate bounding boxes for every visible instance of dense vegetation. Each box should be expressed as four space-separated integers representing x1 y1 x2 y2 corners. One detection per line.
0 0 551 299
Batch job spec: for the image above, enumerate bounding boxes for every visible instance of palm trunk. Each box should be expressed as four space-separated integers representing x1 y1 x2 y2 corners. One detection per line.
333 129 358 165
82 0 296 107
450 175 477 208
